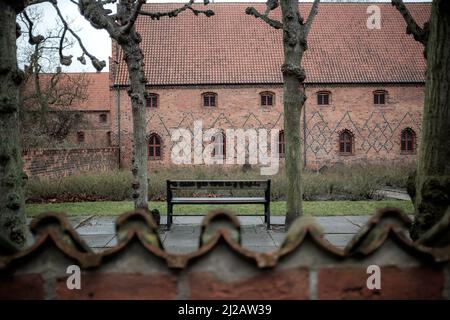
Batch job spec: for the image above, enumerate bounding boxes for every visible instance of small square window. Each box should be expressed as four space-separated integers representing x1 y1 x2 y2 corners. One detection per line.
99 114 107 123
374 91 386 105
261 92 274 107
146 94 158 108
203 93 217 107
317 92 330 105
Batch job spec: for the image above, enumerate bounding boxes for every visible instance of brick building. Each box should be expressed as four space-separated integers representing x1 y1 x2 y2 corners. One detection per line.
110 3 429 171
21 72 118 178
23 71 112 148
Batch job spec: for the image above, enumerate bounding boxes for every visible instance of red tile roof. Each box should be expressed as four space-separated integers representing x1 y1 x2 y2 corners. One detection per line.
23 72 110 111
112 2 429 86
74 72 111 111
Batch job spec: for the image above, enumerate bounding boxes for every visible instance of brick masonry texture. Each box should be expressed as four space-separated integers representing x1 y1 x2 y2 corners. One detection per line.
317 267 444 300
22 148 119 178
1 209 449 300
111 83 423 169
188 269 310 300
56 273 178 300
109 2 428 171
0 274 45 300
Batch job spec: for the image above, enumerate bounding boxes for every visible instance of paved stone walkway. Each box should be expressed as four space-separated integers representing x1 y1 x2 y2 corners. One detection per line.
38 215 372 253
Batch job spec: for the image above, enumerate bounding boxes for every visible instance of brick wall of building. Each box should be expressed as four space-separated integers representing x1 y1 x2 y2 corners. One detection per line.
110 83 424 170
67 110 113 148
22 148 119 179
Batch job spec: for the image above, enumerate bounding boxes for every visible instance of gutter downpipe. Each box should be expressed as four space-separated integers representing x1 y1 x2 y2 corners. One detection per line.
116 85 122 169
303 82 307 169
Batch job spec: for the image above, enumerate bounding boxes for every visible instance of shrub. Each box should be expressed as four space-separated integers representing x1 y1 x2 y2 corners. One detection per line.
25 162 415 203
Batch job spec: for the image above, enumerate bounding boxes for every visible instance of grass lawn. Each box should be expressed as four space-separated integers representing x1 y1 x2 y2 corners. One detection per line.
25 200 414 217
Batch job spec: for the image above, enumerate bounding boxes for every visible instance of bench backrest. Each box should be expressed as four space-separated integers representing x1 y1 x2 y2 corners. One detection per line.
167 180 270 191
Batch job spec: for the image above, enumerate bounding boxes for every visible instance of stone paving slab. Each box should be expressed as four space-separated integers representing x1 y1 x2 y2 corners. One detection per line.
82 234 116 248
27 215 377 253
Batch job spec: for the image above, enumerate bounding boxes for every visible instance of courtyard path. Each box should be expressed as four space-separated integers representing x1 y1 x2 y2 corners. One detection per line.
27 215 373 253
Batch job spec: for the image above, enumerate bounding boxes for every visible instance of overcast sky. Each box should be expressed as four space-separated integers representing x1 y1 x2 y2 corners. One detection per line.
18 0 430 73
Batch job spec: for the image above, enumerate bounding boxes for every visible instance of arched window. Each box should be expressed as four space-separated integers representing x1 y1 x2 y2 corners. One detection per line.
374 90 387 105
317 91 331 105
76 131 85 144
339 130 354 155
211 132 226 158
260 91 275 107
148 133 162 160
202 92 217 108
401 128 416 153
278 130 285 158
146 93 158 108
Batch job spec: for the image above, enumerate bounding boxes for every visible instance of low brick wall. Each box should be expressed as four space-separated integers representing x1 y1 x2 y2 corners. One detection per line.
22 148 119 178
0 209 449 300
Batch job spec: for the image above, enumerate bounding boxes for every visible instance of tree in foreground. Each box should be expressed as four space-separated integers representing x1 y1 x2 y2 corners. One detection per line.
0 0 213 246
246 0 320 227
0 0 107 246
392 0 450 240
75 0 213 213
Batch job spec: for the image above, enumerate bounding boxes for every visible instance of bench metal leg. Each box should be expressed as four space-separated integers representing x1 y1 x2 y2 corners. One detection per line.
264 203 271 230
167 203 173 230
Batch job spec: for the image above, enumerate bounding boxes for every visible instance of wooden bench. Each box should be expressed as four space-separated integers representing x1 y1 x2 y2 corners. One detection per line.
166 180 271 229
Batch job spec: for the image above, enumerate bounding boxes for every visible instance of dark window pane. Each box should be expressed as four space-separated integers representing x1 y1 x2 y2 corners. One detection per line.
318 93 329 105
261 95 266 106
407 141 412 150
375 92 385 104
340 142 345 153
204 96 209 107
267 95 273 106
210 96 215 107
401 141 406 150
346 143 351 153
156 147 161 157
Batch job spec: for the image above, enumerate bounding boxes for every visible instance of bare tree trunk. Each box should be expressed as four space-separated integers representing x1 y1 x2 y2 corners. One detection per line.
123 36 148 210
246 0 319 228
410 0 450 239
0 1 27 246
280 0 307 227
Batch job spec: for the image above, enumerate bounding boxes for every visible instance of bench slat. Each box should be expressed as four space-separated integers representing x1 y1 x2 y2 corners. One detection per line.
171 197 266 204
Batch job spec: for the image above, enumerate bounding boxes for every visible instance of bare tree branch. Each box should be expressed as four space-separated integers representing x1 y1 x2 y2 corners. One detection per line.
139 0 214 20
52 2 106 71
304 0 320 37
391 0 428 45
245 0 283 30
121 0 146 34
21 10 45 45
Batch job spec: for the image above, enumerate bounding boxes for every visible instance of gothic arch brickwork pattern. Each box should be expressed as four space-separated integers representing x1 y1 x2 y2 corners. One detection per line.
305 109 422 168
110 85 424 169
